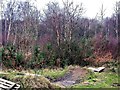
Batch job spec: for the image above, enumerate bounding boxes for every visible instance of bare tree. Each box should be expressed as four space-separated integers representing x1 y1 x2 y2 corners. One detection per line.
4 0 17 44
43 1 84 47
98 4 106 37
115 1 120 41
43 2 62 46
62 0 84 42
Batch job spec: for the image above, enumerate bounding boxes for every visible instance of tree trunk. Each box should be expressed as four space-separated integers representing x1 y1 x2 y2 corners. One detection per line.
7 19 12 44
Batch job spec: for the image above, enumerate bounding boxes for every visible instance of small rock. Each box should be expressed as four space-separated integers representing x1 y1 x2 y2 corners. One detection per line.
83 81 90 85
68 65 74 70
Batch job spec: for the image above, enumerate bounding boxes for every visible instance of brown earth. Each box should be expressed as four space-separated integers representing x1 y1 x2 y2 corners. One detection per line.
70 66 88 81
54 66 88 87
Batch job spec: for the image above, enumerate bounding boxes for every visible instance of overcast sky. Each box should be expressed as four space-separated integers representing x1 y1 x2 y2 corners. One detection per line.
0 0 119 19
35 0 119 18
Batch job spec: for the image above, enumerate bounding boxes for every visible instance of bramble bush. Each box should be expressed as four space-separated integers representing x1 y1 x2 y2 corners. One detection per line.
2 44 24 68
1 35 119 69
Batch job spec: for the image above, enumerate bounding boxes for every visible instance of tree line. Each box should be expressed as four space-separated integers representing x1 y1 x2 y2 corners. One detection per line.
0 0 120 69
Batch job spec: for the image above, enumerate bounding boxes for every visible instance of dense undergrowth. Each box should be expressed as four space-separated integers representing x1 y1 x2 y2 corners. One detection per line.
0 36 119 69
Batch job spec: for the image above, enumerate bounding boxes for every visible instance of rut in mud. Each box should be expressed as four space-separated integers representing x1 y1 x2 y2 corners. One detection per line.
52 66 88 87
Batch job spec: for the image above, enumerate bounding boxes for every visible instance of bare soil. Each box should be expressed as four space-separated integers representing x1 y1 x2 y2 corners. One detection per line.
53 66 88 87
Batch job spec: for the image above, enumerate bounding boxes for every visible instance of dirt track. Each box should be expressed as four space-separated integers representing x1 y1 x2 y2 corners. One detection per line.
54 66 88 87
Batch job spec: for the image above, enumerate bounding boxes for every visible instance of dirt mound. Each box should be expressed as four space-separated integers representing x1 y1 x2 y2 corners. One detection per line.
54 66 88 87
70 66 88 81
13 76 63 89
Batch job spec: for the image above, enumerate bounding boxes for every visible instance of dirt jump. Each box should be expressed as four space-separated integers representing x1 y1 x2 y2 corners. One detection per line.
53 66 88 87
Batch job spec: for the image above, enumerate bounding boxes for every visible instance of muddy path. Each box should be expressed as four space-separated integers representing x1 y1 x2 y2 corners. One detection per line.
52 66 88 87
0 66 88 87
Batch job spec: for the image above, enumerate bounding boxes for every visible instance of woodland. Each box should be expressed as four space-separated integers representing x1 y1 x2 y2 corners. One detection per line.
0 0 120 89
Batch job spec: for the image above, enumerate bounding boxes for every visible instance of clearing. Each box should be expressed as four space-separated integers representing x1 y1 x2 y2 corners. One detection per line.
0 65 119 89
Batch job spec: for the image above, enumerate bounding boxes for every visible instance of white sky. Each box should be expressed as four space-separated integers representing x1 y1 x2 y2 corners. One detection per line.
35 0 119 18
0 0 119 19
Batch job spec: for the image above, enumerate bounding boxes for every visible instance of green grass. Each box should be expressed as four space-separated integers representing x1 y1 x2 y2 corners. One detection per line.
71 71 119 88
0 67 69 81
38 67 68 80
0 66 119 88
0 69 65 88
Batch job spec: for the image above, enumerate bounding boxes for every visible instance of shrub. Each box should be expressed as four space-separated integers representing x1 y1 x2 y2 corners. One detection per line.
45 44 56 67
2 45 16 68
0 47 3 65
15 52 24 67
80 38 94 58
2 45 24 68
45 41 89 67
30 46 46 68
